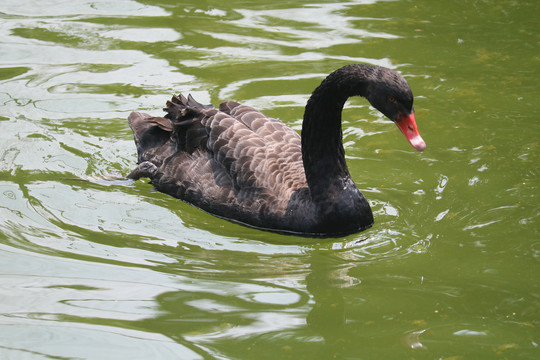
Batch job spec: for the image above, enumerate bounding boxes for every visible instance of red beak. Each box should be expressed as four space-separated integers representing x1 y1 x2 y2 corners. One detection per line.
395 112 426 152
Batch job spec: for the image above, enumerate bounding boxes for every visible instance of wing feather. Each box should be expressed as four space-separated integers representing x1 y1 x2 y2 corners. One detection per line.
130 94 307 219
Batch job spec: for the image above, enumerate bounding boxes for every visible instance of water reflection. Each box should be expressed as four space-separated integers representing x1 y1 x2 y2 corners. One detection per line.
1 0 539 358
0 244 202 358
200 2 398 50
306 252 351 357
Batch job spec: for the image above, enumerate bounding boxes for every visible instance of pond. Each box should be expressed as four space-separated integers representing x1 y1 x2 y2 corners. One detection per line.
0 0 538 358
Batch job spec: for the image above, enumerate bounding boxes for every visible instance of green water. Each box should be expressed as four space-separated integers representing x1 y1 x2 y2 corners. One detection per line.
1 0 538 358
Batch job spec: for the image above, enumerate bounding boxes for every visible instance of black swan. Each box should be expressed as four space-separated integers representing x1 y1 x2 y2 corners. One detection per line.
127 64 425 237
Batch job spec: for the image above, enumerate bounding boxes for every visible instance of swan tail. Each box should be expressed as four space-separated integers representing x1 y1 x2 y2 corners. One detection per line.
127 112 175 165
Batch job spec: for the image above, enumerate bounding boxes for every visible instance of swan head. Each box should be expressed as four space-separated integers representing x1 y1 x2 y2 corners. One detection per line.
364 67 426 152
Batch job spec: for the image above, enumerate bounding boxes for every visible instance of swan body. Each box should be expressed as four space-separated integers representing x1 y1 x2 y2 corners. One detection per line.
127 64 425 237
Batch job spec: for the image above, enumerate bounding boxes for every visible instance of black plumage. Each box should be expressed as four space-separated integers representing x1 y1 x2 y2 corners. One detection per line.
127 64 425 236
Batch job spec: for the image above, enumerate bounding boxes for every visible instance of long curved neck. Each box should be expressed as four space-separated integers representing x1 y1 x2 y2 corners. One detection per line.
301 65 372 197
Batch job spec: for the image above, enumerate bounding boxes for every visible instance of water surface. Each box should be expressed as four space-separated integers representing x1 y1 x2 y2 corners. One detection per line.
1 0 539 358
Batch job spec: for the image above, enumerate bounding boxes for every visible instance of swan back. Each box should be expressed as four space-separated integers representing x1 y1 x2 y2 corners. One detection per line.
128 95 311 231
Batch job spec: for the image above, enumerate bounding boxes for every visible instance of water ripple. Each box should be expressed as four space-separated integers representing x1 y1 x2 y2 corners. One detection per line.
2 0 538 358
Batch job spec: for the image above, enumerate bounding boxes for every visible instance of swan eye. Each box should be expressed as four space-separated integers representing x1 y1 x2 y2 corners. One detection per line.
388 96 396 103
